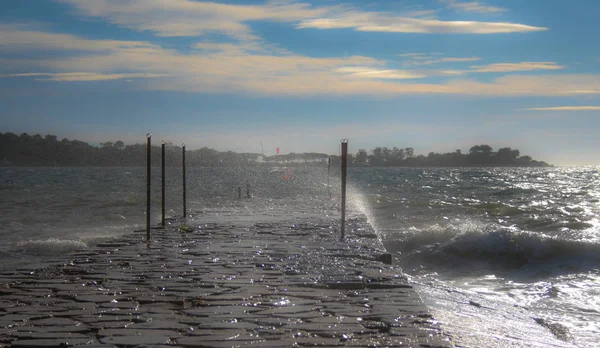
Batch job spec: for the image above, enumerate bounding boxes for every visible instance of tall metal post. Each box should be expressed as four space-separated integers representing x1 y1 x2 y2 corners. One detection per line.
182 144 187 220
161 141 166 227
340 139 348 240
146 133 151 246
327 157 331 198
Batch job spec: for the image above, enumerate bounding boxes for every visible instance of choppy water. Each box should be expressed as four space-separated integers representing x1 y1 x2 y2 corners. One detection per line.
350 167 600 347
1 166 599 346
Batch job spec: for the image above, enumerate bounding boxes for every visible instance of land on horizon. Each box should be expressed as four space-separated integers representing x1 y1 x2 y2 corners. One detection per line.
0 132 551 168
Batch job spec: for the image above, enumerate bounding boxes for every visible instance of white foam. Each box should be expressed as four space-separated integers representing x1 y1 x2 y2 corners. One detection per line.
16 238 88 255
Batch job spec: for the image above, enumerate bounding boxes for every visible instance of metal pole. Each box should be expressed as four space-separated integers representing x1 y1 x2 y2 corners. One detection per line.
238 187 242 199
246 183 251 199
340 139 348 240
327 157 331 198
161 141 166 227
182 144 186 220
146 133 151 246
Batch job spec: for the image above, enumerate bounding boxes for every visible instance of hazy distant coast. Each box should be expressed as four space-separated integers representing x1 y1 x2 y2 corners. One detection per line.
0 132 551 167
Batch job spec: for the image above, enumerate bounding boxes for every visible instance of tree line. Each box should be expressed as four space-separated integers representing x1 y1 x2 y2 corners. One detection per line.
345 145 550 167
0 132 550 167
0 132 262 167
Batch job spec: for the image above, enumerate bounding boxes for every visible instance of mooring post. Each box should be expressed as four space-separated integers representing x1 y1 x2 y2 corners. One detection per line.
182 144 186 220
327 157 331 198
246 183 251 199
340 139 348 240
146 133 151 246
161 141 166 228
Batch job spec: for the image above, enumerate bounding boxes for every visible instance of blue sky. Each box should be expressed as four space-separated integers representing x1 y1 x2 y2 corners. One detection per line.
1 0 600 164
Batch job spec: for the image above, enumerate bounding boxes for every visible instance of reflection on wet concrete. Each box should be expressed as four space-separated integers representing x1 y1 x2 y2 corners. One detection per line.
0 216 452 347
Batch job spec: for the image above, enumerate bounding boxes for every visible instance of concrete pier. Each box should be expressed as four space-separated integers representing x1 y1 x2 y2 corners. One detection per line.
0 216 452 347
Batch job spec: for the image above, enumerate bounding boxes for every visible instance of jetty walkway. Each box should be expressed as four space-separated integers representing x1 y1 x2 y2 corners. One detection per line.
0 216 452 347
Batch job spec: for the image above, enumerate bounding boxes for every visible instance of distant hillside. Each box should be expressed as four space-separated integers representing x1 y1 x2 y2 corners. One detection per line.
346 145 551 167
0 132 551 167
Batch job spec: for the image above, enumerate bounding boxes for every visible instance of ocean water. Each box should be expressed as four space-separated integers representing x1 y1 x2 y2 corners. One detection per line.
1 166 599 346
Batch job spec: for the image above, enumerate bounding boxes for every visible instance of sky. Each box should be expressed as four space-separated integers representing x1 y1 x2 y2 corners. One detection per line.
1 0 599 165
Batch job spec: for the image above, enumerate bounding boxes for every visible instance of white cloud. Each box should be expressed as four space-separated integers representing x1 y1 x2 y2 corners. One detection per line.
441 0 507 14
471 62 564 72
525 106 600 111
334 67 426 79
58 0 545 39
0 24 156 52
58 0 330 40
2 27 598 97
446 74 600 96
298 13 546 34
428 69 468 76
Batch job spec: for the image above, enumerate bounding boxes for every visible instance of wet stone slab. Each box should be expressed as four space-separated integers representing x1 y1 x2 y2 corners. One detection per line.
0 217 453 347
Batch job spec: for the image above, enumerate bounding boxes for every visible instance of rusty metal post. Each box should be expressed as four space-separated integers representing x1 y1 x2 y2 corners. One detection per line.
146 133 151 246
340 139 348 240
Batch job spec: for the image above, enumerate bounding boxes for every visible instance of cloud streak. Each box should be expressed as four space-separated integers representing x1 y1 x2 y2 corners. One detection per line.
442 0 507 14
471 62 564 72
0 24 155 52
334 67 426 80
525 106 600 111
2 27 597 98
404 56 481 66
58 0 330 40
1 72 166 81
298 14 546 34
58 0 546 39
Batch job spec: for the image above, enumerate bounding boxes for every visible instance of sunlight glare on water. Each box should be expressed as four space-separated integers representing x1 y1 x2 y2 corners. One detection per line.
348 166 600 347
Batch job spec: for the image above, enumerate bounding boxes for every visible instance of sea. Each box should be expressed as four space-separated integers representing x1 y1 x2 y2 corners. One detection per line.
1 165 599 347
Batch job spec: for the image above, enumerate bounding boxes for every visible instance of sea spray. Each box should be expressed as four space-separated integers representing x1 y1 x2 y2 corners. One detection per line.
346 184 383 240
16 238 88 255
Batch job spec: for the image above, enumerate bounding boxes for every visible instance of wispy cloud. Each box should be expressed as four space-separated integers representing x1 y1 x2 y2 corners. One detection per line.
0 24 155 51
438 57 481 63
471 62 564 72
403 56 481 66
2 27 597 97
298 14 546 34
525 106 600 111
398 53 441 59
58 0 331 40
0 72 166 81
441 0 507 14
334 67 426 79
59 0 546 38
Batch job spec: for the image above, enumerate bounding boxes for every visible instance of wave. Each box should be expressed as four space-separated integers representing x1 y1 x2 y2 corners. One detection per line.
383 221 600 277
16 238 88 255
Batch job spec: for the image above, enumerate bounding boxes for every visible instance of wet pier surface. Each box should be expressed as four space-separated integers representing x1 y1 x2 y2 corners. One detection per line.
0 218 453 347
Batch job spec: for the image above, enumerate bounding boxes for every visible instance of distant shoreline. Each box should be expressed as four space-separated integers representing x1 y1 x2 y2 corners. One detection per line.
0 132 552 167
